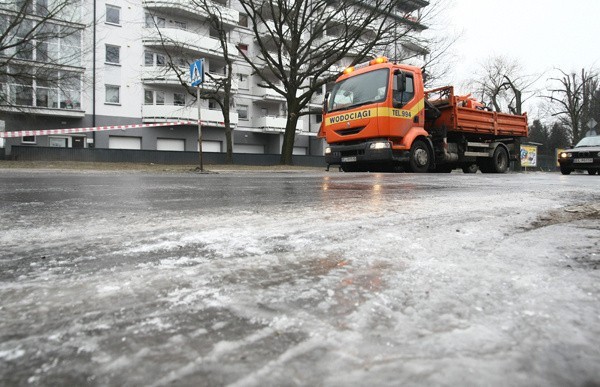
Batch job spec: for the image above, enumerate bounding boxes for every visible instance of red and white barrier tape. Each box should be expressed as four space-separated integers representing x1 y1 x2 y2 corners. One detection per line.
0 121 198 138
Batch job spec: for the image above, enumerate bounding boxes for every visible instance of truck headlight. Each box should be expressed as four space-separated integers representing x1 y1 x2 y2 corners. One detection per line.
325 147 332 155
369 141 391 150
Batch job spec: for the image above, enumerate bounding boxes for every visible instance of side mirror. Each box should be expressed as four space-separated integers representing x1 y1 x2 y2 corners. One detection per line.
394 69 406 92
323 92 330 114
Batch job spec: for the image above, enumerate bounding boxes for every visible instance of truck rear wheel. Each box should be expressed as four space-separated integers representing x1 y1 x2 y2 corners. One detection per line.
409 140 431 173
479 147 509 173
491 146 509 173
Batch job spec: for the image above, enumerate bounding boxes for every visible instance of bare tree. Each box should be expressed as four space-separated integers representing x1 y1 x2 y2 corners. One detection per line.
0 0 85 111
145 3 237 163
469 56 540 114
238 0 433 165
546 68 598 144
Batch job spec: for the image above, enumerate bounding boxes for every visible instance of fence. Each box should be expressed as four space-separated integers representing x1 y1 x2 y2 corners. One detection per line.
4 146 327 167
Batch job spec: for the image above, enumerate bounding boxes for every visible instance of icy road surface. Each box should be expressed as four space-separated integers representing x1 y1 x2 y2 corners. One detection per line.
0 169 599 386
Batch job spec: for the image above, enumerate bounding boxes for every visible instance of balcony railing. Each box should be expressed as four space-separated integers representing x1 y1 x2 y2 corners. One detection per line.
256 86 286 102
254 115 304 132
142 28 239 59
142 104 239 127
396 0 429 13
141 67 239 92
143 0 239 28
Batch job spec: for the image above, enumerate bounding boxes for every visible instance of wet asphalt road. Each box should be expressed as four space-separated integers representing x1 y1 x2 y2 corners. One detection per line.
0 169 599 386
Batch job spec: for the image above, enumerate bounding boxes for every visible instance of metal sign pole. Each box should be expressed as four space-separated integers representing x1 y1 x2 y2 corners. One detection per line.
197 85 203 172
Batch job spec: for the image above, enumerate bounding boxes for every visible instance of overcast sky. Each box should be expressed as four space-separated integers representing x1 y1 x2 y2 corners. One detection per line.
437 0 600 115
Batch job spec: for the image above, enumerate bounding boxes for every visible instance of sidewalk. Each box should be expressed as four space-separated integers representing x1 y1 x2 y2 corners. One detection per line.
0 160 328 173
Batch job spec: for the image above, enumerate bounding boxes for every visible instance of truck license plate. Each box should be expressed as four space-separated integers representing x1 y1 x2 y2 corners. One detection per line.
341 156 357 163
574 158 593 163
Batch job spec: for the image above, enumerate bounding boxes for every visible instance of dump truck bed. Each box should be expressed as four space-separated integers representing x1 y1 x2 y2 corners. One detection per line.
425 86 528 137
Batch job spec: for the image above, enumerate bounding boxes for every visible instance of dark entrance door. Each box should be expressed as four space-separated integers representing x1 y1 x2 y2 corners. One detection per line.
72 137 84 148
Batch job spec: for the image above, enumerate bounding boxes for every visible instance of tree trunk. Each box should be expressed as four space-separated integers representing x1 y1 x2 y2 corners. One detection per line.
223 92 233 164
280 114 299 165
224 120 233 164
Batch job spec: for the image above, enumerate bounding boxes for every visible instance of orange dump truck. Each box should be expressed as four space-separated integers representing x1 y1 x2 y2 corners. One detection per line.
319 57 528 173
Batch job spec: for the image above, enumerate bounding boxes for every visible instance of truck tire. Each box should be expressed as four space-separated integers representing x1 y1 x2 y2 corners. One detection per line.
409 140 431 173
490 146 509 173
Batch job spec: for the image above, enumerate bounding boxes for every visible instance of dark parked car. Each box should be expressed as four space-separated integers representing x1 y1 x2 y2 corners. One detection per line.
558 135 600 175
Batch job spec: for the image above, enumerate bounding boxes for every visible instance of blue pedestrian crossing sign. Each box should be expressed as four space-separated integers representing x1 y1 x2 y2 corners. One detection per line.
190 59 204 87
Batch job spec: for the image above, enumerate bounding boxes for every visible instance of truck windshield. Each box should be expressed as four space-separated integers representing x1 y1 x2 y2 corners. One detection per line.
328 68 389 112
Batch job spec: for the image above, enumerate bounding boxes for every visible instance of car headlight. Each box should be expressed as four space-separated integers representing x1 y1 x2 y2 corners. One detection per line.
369 141 391 150
325 147 331 155
559 152 568 158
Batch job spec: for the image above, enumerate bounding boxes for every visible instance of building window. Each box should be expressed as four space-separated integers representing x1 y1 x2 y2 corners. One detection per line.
144 89 153 104
22 135 36 144
155 91 164 105
144 51 154 66
105 44 120 64
238 13 248 27
237 104 248 120
14 84 33 106
316 114 322 123
237 74 249 90
174 92 185 106
105 5 120 25
209 27 220 39
208 100 217 110
105 85 120 104
35 0 49 16
60 29 82 67
49 136 67 147
237 43 248 56
173 20 186 30
156 54 165 66
145 13 165 28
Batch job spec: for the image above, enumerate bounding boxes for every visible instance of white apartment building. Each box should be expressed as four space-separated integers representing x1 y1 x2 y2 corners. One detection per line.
0 0 429 156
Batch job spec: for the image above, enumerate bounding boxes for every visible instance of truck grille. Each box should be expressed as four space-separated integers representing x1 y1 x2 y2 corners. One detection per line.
335 126 365 136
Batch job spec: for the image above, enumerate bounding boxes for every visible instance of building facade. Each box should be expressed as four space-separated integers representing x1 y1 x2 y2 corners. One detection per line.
0 0 429 156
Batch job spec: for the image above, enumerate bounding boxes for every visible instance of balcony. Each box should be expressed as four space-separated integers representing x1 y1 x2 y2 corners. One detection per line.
254 115 304 132
397 0 429 13
401 40 429 56
0 85 84 117
256 52 291 73
142 28 240 59
394 13 428 31
143 0 239 28
141 67 239 92
142 104 239 127
256 20 292 47
256 86 286 102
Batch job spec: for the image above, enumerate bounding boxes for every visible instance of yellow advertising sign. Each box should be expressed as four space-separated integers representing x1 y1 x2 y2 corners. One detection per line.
520 145 538 167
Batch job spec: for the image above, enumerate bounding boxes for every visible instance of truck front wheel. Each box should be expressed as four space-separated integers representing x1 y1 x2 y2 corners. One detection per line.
409 140 431 173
